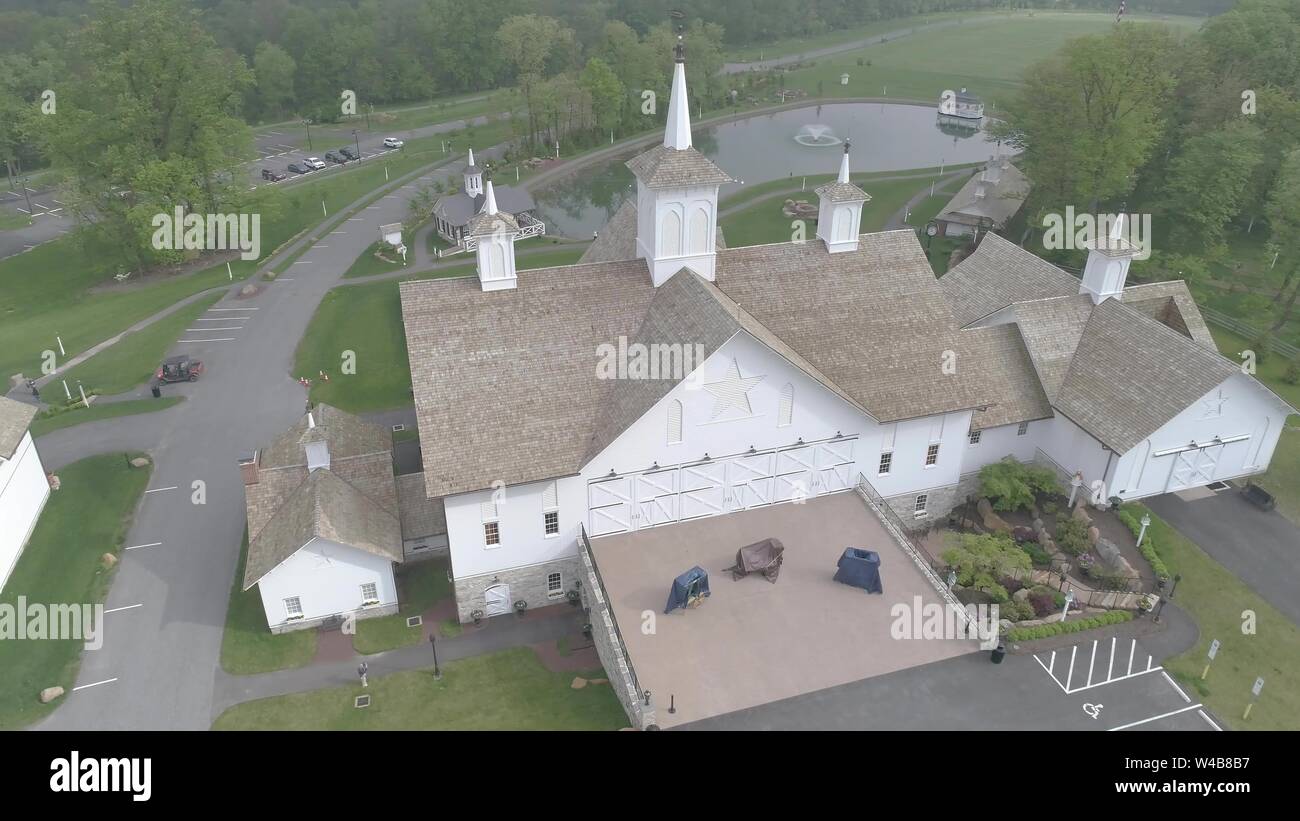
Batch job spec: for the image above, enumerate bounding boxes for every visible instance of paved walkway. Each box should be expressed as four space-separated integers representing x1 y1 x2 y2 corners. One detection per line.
211 607 584 718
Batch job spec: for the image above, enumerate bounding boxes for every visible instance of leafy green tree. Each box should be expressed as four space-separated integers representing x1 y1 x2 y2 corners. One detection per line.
1264 148 1300 331
979 458 1061 512
941 533 1031 603
497 14 572 147
251 41 297 120
1163 119 1264 251
581 57 623 136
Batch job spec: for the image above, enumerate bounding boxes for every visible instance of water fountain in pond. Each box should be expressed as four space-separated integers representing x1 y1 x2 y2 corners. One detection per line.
793 123 842 147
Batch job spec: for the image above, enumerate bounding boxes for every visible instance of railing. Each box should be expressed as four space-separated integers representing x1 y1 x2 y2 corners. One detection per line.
1200 306 1300 360
435 214 546 259
577 524 641 698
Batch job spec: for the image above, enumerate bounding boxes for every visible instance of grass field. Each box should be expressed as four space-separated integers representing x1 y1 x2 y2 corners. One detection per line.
220 530 317 675
352 558 452 655
0 453 151 729
0 210 33 230
771 12 1201 108
1137 504 1300 731
343 241 408 279
29 397 183 438
211 647 626 730
720 176 935 248
58 293 224 396
295 246 586 413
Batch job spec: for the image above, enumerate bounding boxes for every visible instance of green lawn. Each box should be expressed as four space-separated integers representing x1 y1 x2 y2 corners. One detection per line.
0 210 32 230
343 241 408 279
1208 326 1300 523
57 293 223 396
220 529 317 675
773 12 1201 107
29 397 183 438
0 453 151 729
352 558 452 655
295 246 586 413
720 176 933 248
723 12 974 63
1134 504 1300 731
211 647 626 730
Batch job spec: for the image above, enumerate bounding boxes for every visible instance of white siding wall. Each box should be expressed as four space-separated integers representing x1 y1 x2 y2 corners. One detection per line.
963 420 1039 473
1036 413 1114 493
0 432 50 592
256 538 398 629
443 475 585 579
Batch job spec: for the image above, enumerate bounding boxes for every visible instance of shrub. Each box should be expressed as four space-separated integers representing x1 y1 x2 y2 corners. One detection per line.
1283 359 1300 385
1041 499 1059 516
979 458 1063 512
1019 541 1051 566
1055 517 1090 556
1116 506 1171 580
1007 611 1133 642
941 532 1032 603
1028 592 1057 618
1000 599 1034 622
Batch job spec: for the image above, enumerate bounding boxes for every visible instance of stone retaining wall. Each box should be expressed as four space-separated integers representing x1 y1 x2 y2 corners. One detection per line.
578 545 656 729
452 556 579 623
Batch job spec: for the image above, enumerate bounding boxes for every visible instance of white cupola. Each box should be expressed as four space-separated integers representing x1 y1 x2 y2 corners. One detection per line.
626 36 734 286
468 181 519 291
1080 212 1139 304
464 148 483 197
815 140 870 253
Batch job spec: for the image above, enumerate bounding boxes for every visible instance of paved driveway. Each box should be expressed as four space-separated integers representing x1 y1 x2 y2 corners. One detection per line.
1146 487 1300 629
33 151 500 730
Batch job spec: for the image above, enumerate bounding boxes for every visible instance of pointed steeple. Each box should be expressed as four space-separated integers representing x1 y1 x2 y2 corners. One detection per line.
483 180 499 215
1080 209 1139 304
467 180 519 292
815 139 870 253
463 148 483 197
663 36 692 150
467 147 476 168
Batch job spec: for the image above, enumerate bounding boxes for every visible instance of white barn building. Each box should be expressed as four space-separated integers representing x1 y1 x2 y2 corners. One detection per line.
398 42 1296 624
0 396 49 592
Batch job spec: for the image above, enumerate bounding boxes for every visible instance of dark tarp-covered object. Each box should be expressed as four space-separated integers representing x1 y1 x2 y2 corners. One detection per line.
724 538 785 583
833 548 882 593
664 566 711 613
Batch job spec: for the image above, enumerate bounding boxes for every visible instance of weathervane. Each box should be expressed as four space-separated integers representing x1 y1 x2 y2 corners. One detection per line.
671 9 686 61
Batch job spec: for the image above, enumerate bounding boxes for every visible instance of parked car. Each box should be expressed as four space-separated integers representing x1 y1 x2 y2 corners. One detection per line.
155 355 204 383
382 137 404 149
304 156 326 169
1243 482 1277 511
339 146 360 161
261 168 287 181
287 162 311 174
324 150 347 164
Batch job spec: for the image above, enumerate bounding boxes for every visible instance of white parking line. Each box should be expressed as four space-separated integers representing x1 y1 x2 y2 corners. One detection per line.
104 603 143 614
194 317 250 322
145 486 178 493
330 231 347 234
1161 671 1191 703
1199 710 1222 731
124 542 162 551
208 307 258 311
1035 637 1163 695
73 678 118 692
347 218 363 221
293 260 312 265
178 337 236 342
1108 703 1205 732
277 277 295 281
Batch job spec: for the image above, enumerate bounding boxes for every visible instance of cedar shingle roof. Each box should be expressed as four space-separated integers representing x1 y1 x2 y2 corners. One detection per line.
936 162 1030 229
579 200 639 265
242 468 402 590
1054 299 1240 454
814 180 870 203
939 232 1079 327
963 324 1053 430
259 403 390 469
1122 280 1215 349
0 395 38 460
1008 294 1097 403
626 145 733 188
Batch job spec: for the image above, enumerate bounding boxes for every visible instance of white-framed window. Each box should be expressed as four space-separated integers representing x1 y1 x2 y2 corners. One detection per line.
360 582 378 604
968 430 981 445
925 443 940 466
284 597 303 618
668 399 683 444
777 383 794 427
547 571 563 597
483 521 500 547
914 494 928 517
878 452 893 475
1017 421 1029 436
544 510 559 536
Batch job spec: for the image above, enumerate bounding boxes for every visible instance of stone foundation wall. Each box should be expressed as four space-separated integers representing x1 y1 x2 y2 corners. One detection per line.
579 545 656 730
269 602 398 634
883 471 982 532
452 556 580 623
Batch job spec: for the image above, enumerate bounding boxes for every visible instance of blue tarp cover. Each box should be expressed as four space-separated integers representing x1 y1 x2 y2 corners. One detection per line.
664 566 711 613
833 548 883 594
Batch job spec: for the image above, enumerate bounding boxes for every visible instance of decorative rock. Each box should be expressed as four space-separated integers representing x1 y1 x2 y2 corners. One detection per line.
1088 526 1101 546
999 619 1013 633
1015 618 1045 628
1032 517 1045 532
46 473 61 490
1013 588 1031 602
1045 612 1067 623
1030 505 1042 520
101 553 118 569
40 686 64 703
570 677 588 689
590 678 609 685
1072 505 1092 526
239 283 258 296
129 457 150 468
976 498 1012 534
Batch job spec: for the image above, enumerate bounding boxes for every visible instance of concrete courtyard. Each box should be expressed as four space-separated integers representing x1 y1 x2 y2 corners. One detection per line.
589 491 978 727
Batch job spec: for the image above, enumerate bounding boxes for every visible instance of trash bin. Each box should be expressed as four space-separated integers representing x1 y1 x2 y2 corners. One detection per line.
151 384 161 399
990 642 1006 664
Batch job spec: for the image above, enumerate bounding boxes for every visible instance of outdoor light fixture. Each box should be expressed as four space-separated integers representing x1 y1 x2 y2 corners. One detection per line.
606 469 616 478
797 437 804 445
747 446 756 454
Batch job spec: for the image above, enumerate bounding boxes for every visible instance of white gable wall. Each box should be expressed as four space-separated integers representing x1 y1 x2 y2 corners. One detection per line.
443 475 584 579
0 431 50 592
1111 372 1289 500
256 537 398 631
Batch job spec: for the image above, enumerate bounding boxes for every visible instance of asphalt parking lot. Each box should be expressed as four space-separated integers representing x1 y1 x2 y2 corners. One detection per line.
681 635 1219 731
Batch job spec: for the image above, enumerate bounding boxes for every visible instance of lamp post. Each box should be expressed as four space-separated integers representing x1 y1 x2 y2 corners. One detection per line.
947 569 957 592
1168 573 1182 600
428 634 441 680
303 119 314 151
1068 472 1084 507
352 129 362 162
1138 512 1151 547
1153 595 1169 624
1061 589 1075 623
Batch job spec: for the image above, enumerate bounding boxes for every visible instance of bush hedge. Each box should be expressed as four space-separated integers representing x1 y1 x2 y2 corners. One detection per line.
1007 610 1132 642
1116 506 1171 581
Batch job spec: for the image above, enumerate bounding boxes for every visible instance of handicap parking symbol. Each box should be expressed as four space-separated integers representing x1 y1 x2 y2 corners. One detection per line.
1082 703 1104 720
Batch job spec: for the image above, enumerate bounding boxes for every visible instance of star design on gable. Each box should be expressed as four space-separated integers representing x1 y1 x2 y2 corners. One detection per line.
1201 389 1228 418
703 359 764 420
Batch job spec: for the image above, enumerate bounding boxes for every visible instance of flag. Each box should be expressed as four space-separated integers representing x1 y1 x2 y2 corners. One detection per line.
1116 0 1126 22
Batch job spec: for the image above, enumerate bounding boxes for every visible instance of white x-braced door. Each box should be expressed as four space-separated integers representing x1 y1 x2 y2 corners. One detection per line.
635 469 679 528
1168 443 1224 491
679 460 727 520
588 475 633 536
813 439 855 494
725 452 775 511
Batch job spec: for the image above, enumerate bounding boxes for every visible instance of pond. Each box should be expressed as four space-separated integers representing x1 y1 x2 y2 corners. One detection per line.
534 102 1006 239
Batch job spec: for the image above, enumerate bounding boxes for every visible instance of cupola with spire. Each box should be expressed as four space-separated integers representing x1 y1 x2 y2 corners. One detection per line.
467 181 519 291
626 34 734 286
463 148 483 197
815 140 871 253
1080 211 1139 304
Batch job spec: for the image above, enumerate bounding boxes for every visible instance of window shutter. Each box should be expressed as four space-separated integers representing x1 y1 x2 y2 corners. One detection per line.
667 399 683 444
778 383 793 427
542 480 558 510
481 499 498 521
